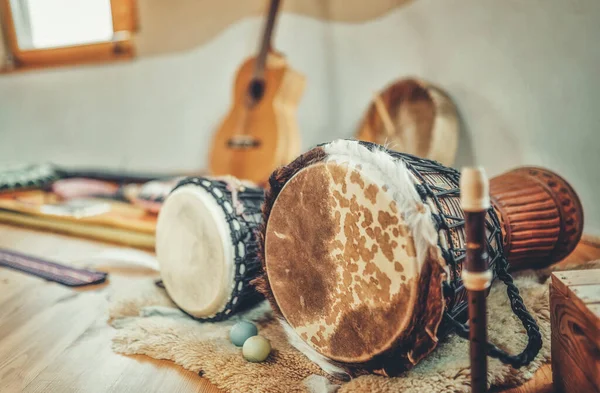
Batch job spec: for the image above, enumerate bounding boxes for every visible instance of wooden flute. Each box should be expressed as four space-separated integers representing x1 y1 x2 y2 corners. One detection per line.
460 167 493 393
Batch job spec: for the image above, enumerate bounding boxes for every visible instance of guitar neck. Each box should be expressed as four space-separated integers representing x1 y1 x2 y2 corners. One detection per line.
253 0 282 80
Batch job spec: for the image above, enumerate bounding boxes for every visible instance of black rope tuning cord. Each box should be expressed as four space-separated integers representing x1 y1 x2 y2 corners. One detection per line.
354 140 543 369
444 255 543 368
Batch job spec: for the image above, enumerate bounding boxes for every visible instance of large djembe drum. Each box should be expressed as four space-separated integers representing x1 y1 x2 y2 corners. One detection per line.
254 139 583 376
156 176 264 321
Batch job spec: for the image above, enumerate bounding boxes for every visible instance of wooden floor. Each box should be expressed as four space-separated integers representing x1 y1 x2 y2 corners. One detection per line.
0 224 598 393
0 224 220 393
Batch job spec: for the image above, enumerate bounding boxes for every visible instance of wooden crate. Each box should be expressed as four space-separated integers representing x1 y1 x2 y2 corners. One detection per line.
551 269 600 393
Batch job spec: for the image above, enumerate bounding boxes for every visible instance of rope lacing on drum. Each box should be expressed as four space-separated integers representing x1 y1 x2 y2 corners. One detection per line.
169 177 265 322
355 140 543 369
443 255 543 368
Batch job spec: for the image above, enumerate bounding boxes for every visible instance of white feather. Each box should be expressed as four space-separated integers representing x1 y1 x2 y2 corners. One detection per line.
324 140 442 276
280 318 349 379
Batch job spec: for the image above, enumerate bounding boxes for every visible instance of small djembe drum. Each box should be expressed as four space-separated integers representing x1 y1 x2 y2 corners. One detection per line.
156 176 264 321
254 139 583 376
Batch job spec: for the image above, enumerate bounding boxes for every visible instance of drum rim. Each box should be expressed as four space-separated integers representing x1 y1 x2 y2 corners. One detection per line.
156 183 234 317
264 158 422 364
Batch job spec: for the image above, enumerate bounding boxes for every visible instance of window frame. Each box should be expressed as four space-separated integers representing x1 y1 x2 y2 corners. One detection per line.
0 0 138 72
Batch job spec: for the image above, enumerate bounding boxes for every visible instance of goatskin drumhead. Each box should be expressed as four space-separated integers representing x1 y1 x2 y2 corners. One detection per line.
265 161 420 363
156 184 233 318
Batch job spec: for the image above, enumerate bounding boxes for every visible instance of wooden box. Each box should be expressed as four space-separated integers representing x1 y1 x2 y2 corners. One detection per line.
551 269 600 393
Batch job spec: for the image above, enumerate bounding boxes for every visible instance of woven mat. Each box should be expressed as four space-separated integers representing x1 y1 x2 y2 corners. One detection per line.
108 261 600 393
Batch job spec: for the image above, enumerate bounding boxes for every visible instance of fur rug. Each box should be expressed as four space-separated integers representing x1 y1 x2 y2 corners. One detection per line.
108 261 599 393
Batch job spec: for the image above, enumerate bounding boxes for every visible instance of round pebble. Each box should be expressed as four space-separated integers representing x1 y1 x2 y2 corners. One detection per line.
229 321 258 347
242 335 271 362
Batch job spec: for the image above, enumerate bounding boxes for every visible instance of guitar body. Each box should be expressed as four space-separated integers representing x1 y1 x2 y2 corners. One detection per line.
209 52 305 184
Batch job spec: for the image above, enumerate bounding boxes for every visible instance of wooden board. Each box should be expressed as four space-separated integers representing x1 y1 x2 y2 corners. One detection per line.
0 223 599 392
0 190 156 249
551 269 600 392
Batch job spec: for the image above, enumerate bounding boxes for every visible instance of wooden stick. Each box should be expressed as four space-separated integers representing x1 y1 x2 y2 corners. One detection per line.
460 167 492 393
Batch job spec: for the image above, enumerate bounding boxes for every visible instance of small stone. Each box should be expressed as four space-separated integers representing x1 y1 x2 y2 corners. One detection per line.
229 321 258 347
242 335 271 362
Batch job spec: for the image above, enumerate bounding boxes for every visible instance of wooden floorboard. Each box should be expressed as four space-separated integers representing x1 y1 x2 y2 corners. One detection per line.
0 289 103 391
0 223 598 393
0 224 221 393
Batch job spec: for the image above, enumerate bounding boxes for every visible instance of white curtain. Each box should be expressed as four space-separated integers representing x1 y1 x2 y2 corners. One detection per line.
8 0 33 48
0 23 6 69
0 3 9 68
0 0 32 68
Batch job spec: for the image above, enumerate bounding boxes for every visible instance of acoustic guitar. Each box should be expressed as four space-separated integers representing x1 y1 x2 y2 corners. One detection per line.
209 0 305 185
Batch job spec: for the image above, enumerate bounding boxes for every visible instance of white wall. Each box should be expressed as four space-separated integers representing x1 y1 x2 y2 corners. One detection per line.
0 0 599 234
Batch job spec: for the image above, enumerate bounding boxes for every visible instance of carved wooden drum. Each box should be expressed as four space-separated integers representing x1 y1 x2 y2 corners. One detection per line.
255 140 583 376
156 176 264 321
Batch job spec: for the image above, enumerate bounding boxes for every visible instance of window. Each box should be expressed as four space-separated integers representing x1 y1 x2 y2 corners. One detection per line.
0 0 137 71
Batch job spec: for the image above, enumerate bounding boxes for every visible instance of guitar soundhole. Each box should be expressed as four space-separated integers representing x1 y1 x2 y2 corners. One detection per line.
247 79 266 103
227 136 261 150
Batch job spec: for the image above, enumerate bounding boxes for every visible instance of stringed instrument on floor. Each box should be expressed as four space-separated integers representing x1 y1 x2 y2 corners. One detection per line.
209 0 305 185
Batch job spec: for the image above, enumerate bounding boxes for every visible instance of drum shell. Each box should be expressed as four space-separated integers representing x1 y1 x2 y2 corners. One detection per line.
490 167 583 270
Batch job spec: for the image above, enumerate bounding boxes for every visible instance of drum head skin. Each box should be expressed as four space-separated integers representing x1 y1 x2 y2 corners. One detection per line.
265 160 421 363
156 184 233 318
